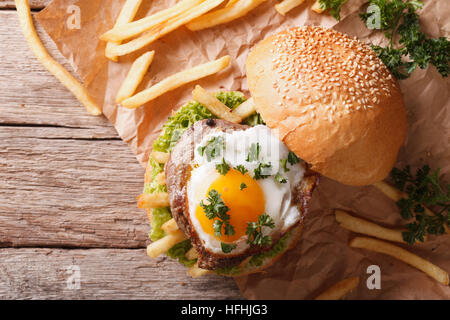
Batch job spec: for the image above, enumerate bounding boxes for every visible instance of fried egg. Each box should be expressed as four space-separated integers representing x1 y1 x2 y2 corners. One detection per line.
186 125 306 255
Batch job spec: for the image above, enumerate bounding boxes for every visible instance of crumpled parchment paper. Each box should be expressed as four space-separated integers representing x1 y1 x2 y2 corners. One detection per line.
36 0 449 299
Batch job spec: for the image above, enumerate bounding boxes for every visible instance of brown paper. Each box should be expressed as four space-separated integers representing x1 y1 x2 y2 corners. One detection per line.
36 0 450 299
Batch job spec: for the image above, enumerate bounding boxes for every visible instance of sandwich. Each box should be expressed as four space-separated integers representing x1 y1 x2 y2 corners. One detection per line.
139 26 407 276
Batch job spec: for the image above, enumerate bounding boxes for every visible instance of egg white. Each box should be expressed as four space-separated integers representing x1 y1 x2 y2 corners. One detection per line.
187 125 305 255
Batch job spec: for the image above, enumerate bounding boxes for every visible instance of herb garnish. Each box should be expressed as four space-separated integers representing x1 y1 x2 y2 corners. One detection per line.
200 189 235 238
360 0 449 79
221 242 237 253
254 162 272 180
280 158 290 172
274 172 287 184
235 165 248 175
287 151 300 165
391 165 449 244
240 182 247 190
198 136 224 162
246 143 261 162
216 157 230 175
246 213 276 246
318 0 348 20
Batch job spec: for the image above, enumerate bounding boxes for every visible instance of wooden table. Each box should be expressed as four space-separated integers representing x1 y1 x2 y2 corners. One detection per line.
0 0 243 299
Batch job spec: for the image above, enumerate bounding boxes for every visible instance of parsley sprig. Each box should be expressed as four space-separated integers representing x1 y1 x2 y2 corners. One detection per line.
197 136 224 162
360 0 449 79
287 151 300 165
391 165 450 244
274 172 287 184
254 162 272 180
235 165 248 175
246 213 276 246
318 0 348 20
221 242 237 253
246 143 261 162
200 189 235 238
216 157 230 175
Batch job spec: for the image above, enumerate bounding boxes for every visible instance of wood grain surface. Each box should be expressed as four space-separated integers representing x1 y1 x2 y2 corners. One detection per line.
0 2 243 299
0 248 241 299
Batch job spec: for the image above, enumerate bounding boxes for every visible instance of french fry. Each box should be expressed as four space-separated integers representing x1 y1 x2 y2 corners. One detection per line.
161 218 179 234
122 56 231 108
188 262 211 278
186 247 199 260
192 85 241 123
186 0 267 31
314 277 359 300
335 210 416 244
311 0 324 13
239 256 252 268
274 0 305 15
15 0 101 116
108 0 225 57
232 97 255 119
155 172 166 185
350 237 449 285
147 230 187 258
373 181 403 202
116 51 155 103
101 0 203 42
137 192 170 209
151 150 170 163
105 0 143 61
226 0 240 6
373 181 449 233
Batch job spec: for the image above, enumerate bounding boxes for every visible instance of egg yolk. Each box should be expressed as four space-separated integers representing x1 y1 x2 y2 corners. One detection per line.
195 169 265 243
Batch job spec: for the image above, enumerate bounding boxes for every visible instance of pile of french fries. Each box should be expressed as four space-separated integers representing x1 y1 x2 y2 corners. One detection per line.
100 0 343 110
313 186 449 300
329 183 449 291
16 0 336 116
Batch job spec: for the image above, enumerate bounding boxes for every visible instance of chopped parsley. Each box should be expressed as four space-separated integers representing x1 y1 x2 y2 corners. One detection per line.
246 143 261 162
235 165 248 175
254 162 272 180
240 182 247 190
246 213 276 246
215 157 230 175
287 151 300 165
200 189 235 240
280 158 290 172
274 172 287 184
391 165 449 245
318 0 348 20
198 136 224 162
221 242 237 254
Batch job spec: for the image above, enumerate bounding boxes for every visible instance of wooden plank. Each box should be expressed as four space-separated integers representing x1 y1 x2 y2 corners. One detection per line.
0 126 149 248
0 10 149 248
0 248 243 299
0 0 50 9
0 10 114 131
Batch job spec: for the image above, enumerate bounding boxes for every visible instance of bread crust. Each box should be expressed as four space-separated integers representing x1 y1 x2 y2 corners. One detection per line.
246 26 407 186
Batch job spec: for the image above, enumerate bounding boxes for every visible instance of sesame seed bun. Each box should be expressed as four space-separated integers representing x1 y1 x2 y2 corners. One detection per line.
246 26 407 186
